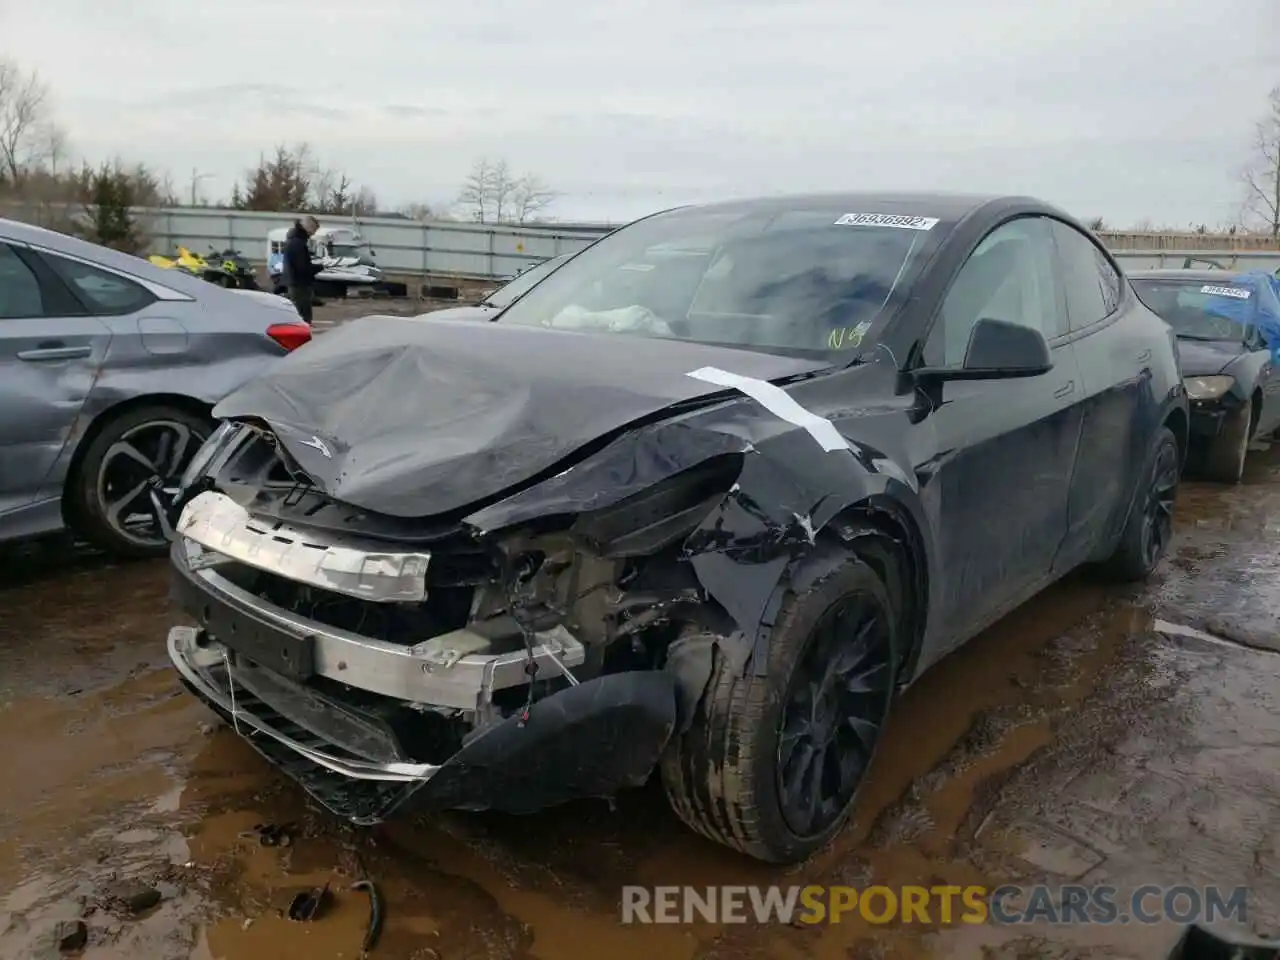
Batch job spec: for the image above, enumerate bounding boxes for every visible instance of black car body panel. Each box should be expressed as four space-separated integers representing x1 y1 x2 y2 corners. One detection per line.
169 191 1189 839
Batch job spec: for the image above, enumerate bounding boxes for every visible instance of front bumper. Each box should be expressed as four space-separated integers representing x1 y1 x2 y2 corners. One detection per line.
1182 396 1244 442
167 544 680 823
1188 399 1229 439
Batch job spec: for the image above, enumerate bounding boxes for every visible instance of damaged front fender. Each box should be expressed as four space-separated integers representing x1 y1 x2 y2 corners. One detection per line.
463 385 931 688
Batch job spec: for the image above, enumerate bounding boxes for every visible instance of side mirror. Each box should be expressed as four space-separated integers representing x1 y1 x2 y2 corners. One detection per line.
914 318 1053 382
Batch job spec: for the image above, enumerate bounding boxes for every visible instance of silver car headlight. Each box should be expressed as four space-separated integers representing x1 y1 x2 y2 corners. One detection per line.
1183 375 1235 401
180 421 237 491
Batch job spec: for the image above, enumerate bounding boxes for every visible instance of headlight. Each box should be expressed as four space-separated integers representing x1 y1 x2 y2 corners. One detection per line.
1183 375 1235 401
570 455 744 558
179 421 237 491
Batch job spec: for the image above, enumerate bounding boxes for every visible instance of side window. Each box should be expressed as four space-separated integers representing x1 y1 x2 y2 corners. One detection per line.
0 243 48 319
924 217 1063 367
1051 220 1122 331
41 253 155 316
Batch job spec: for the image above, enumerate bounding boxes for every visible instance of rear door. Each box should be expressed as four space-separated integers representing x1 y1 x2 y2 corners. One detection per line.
1049 220 1151 568
0 241 112 522
916 215 1082 641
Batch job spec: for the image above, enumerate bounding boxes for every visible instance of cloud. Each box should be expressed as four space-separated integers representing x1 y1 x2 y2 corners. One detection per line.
4 0 1275 224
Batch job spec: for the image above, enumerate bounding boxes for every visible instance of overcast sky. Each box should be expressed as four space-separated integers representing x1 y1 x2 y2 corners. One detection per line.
3 0 1276 226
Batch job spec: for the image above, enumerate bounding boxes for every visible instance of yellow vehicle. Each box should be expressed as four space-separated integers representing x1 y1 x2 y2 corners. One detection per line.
147 246 260 289
176 246 210 274
148 246 204 275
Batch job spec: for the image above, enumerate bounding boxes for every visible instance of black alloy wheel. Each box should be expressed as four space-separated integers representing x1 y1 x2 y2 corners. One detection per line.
776 592 894 838
1140 437 1179 572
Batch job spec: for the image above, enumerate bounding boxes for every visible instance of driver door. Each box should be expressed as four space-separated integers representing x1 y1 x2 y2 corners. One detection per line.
915 217 1083 647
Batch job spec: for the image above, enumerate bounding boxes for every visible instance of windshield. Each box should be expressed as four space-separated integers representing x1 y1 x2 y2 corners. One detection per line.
496 205 946 357
485 254 570 308
1131 280 1248 341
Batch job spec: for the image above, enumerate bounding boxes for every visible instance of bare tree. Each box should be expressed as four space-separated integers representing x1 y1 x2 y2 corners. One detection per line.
399 201 434 221
321 172 352 214
36 123 69 176
457 157 495 222
1240 85 1280 238
488 159 516 222
0 59 52 184
1086 216 1106 232
352 186 378 216
456 157 556 223
310 165 338 211
511 174 557 223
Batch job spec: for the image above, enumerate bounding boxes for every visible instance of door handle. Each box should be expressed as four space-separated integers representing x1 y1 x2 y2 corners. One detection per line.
1136 349 1152 363
1054 381 1075 399
17 343 92 361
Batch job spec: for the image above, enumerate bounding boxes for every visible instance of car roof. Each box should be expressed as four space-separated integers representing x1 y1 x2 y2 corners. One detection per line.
1126 268 1243 283
659 191 1042 222
0 217 216 297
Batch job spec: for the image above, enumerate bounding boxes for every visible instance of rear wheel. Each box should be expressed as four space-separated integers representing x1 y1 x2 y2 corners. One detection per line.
69 405 212 558
1100 425 1179 581
660 550 898 863
1202 401 1252 484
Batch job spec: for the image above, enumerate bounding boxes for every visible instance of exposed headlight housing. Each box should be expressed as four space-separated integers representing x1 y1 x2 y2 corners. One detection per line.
1183 375 1235 401
569 455 743 558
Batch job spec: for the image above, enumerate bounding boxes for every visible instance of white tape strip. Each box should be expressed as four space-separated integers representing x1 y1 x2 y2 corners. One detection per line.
686 366 849 452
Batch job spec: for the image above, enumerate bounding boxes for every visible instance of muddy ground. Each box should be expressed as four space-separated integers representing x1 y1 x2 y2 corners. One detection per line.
2 441 1279 959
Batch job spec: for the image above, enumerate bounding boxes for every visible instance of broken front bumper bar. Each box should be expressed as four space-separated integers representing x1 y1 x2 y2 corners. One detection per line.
168 625 682 823
169 539 585 710
169 625 436 779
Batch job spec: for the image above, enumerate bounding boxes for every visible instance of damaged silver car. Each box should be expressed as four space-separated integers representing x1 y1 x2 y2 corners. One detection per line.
166 193 1187 863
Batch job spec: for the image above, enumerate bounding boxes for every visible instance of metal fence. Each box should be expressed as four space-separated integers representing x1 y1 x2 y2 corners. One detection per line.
7 202 1280 280
135 207 614 280
135 209 1280 279
1110 250 1280 273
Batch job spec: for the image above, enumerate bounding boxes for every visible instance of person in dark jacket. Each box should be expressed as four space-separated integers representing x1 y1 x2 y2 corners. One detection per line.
283 215 322 323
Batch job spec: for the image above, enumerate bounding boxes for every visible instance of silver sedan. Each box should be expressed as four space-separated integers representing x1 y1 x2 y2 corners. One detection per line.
0 217 311 556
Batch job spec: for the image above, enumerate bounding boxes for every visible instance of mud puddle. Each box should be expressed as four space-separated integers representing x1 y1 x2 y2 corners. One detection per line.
2 446 1279 958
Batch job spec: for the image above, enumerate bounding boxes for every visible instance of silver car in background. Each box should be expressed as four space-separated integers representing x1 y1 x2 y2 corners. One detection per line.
414 253 572 322
0 218 312 556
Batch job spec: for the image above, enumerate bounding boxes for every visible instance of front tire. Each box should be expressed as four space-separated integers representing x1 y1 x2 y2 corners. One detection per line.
1202 401 1252 484
1100 425 1179 582
660 549 898 863
68 405 213 558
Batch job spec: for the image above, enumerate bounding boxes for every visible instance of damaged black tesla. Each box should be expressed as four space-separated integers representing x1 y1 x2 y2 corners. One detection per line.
165 193 1188 863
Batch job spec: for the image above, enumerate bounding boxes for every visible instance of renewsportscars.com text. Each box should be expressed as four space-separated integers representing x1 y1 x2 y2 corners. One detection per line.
620 885 1249 926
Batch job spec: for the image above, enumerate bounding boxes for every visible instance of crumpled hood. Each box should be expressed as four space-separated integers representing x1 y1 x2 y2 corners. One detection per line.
1177 338 1244 377
213 316 830 517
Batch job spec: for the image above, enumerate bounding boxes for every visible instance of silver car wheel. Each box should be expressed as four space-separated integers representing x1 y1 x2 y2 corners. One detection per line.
93 419 208 549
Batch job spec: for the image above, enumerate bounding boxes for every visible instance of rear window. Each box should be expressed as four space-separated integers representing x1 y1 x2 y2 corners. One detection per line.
1131 280 1246 341
42 252 156 316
